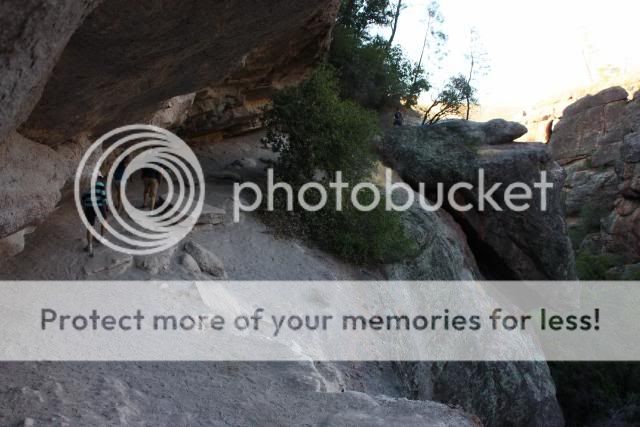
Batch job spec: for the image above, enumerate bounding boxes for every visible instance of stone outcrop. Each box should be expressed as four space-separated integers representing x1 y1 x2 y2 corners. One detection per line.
0 133 91 238
382 122 566 426
0 0 340 242
183 241 226 278
178 86 272 140
518 78 640 143
386 191 482 281
0 0 102 143
17 0 340 146
149 94 196 130
602 132 640 261
550 86 640 270
382 121 576 280
396 361 563 427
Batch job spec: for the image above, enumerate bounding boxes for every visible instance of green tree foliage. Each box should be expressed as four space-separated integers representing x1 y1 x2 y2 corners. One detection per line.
330 0 429 109
263 68 417 264
264 66 377 185
550 362 640 427
330 28 429 109
338 0 394 39
421 74 475 125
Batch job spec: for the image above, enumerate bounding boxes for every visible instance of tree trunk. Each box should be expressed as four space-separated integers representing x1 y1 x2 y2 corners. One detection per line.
341 0 357 28
412 14 431 87
465 55 475 120
387 0 402 49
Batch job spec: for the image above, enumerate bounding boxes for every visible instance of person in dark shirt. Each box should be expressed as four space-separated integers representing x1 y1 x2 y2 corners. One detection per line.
393 108 404 126
81 175 108 257
141 167 161 210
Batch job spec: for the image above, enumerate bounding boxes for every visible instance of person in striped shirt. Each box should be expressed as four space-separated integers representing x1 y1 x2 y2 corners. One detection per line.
81 175 108 257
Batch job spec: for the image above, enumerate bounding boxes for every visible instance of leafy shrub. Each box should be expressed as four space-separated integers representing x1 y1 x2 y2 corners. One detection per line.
302 190 417 264
263 67 416 264
264 66 377 185
550 362 640 427
329 26 428 109
569 204 610 250
575 252 624 280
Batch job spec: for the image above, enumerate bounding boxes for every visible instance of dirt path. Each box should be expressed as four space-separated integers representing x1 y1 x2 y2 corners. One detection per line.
0 132 380 282
0 133 456 427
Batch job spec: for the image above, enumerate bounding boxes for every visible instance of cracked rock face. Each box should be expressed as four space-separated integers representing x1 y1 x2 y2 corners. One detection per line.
0 0 339 242
551 86 640 265
382 121 576 281
0 0 103 143
18 0 340 146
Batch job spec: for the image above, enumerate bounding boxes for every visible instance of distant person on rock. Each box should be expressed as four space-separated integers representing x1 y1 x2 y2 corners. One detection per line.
142 166 161 210
545 119 554 143
81 175 108 257
393 108 404 126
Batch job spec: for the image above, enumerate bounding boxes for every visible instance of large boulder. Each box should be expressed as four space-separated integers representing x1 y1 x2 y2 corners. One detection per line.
386 201 565 425
395 361 563 427
385 190 482 281
563 168 619 217
550 87 631 163
382 122 576 280
0 133 71 238
183 240 226 278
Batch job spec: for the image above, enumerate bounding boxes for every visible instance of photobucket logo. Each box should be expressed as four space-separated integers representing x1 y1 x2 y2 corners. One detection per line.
233 168 553 222
74 125 204 256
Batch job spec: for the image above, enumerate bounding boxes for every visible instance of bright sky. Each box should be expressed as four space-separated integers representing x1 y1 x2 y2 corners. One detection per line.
376 0 640 107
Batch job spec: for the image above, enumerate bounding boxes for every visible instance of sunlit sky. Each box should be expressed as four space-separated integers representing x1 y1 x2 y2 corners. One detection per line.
375 0 640 108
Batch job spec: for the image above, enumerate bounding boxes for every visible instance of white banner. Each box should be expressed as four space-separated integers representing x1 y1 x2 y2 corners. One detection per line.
0 281 637 361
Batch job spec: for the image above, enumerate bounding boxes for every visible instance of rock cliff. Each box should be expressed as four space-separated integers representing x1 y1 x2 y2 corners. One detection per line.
382 120 576 280
0 0 340 242
550 86 640 275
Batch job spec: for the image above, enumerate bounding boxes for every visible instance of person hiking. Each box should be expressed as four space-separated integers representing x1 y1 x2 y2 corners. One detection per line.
112 150 128 213
81 175 108 257
393 108 404 126
544 119 554 144
141 166 162 210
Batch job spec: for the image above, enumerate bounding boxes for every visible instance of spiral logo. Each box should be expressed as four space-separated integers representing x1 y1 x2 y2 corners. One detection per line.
74 125 205 256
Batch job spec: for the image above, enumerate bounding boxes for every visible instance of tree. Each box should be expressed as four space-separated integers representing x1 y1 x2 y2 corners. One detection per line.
331 0 430 109
422 74 474 125
386 0 405 49
412 1 447 88
464 27 490 119
262 67 417 264
338 0 393 39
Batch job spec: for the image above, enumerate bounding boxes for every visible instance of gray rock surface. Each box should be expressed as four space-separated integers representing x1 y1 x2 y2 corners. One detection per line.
395 361 564 427
0 133 68 238
551 86 640 265
83 251 133 277
183 240 226 277
385 191 482 281
563 169 619 216
180 253 201 273
149 93 196 129
0 362 476 426
382 123 576 280
19 0 340 145
380 125 566 426
562 86 628 118
134 246 178 275
0 0 102 143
